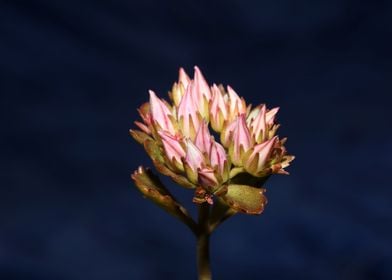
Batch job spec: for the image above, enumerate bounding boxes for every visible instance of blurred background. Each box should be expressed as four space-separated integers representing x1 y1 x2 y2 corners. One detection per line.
1 0 391 279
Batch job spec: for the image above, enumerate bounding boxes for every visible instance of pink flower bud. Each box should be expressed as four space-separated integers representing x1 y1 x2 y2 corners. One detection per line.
158 131 185 167
209 141 227 174
194 121 213 155
169 68 191 107
170 83 185 107
192 66 211 120
178 67 190 90
227 86 246 121
244 136 277 175
220 118 237 148
177 82 202 139
249 105 266 143
185 139 205 173
198 167 219 191
266 107 279 125
210 84 228 132
149 90 176 135
194 66 211 100
230 114 252 166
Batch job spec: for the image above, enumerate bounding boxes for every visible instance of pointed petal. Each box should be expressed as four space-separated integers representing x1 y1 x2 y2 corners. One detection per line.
235 115 252 153
220 119 237 147
134 121 151 134
251 136 277 171
194 121 212 154
266 107 279 124
231 114 251 165
246 106 261 125
178 67 190 90
198 167 218 190
158 131 185 164
210 84 228 131
227 86 239 117
250 105 266 142
209 141 227 174
170 83 185 107
194 66 211 99
227 86 246 119
229 115 252 166
185 139 204 173
177 82 201 139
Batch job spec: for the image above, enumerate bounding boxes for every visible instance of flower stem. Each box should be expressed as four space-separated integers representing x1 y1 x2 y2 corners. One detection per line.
197 203 212 280
197 233 211 280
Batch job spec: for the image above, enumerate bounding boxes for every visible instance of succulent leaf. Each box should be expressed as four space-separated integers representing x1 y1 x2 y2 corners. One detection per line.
223 184 267 215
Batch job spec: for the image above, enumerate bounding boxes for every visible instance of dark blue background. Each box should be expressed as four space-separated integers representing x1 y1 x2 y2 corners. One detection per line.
1 0 391 279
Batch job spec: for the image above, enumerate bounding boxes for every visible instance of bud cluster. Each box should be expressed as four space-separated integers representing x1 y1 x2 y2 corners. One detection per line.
131 66 294 214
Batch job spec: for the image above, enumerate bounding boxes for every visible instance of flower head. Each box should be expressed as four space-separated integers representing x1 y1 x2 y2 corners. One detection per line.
131 66 294 212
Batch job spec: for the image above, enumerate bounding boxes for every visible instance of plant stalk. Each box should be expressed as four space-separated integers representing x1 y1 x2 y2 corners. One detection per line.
197 203 212 280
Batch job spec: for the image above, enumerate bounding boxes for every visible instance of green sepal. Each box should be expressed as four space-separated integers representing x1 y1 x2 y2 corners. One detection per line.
222 184 267 215
144 138 165 164
229 167 245 179
137 102 150 120
129 129 152 145
183 160 198 185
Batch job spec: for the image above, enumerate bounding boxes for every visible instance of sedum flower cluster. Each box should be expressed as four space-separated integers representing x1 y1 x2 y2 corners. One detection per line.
130 66 294 214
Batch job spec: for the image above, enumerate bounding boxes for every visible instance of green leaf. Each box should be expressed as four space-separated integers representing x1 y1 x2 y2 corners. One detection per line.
131 166 197 233
223 184 267 215
132 166 169 197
